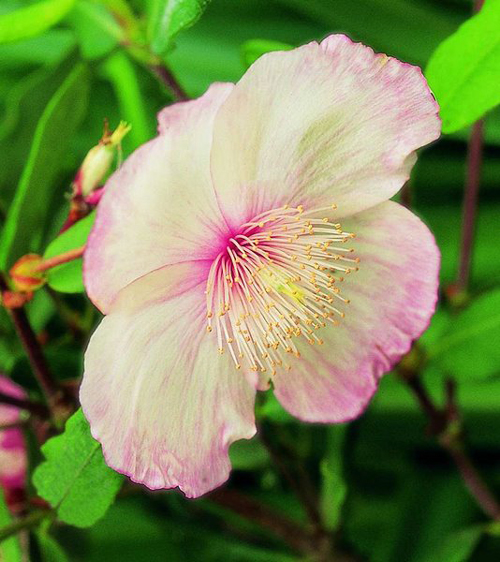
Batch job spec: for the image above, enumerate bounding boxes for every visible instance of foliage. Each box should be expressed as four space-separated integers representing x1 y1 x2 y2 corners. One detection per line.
0 0 499 561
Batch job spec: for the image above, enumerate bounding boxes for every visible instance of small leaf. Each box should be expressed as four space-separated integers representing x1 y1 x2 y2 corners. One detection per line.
0 63 89 269
418 526 483 562
148 0 211 55
427 289 500 382
426 0 500 133
0 490 22 561
43 212 95 293
33 409 122 528
0 0 75 44
320 425 347 531
241 39 293 68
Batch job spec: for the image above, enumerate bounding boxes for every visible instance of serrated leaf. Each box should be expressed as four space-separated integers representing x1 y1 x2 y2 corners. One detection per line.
0 490 22 561
33 409 122 528
0 0 75 44
148 0 211 54
0 63 89 269
43 212 95 293
426 0 500 133
427 289 500 382
241 39 293 68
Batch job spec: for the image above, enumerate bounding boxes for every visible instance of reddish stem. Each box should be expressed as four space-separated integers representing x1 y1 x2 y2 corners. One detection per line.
0 390 49 418
150 65 189 101
34 246 85 273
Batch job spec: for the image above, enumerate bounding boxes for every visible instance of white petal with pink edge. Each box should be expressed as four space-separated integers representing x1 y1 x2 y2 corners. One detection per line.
80 261 256 497
210 34 440 229
84 83 234 314
273 201 440 422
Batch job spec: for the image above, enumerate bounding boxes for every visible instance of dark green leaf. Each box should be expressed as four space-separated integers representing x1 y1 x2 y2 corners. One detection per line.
241 39 292 67
229 439 269 470
148 0 211 54
43 212 95 293
0 63 90 269
0 0 75 44
416 526 483 562
37 531 70 562
426 0 500 133
427 289 500 382
33 409 123 528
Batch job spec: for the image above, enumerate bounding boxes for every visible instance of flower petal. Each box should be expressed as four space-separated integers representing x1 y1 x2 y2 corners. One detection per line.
80 261 256 497
84 83 234 313
210 34 440 228
273 201 439 422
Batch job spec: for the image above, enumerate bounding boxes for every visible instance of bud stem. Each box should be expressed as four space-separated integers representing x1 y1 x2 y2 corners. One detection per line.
33 246 85 274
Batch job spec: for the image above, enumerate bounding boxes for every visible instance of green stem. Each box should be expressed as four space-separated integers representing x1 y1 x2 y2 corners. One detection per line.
0 511 54 544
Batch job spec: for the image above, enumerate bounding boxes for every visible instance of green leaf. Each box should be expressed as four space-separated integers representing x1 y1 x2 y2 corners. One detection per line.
43 212 95 293
0 63 90 269
426 0 500 133
229 439 269 471
320 425 347 531
417 526 483 562
427 289 500 382
0 0 75 44
0 490 22 562
148 0 211 55
36 531 70 562
33 409 123 528
241 39 292 68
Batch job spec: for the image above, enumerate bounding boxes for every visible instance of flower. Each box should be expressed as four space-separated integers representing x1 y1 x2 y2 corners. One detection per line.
0 376 27 509
81 35 441 497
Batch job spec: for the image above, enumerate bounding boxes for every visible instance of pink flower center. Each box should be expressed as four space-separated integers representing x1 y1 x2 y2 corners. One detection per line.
205 204 359 374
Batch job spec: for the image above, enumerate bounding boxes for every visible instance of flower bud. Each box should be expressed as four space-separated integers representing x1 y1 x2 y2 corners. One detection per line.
76 121 131 198
9 254 45 292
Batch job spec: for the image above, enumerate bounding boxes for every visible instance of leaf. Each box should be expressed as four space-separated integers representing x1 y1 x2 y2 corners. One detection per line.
0 63 89 270
36 532 70 562
320 425 347 531
0 0 75 44
0 490 22 562
229 439 269 471
33 409 123 528
69 0 124 60
43 212 95 293
417 526 483 562
427 289 500 382
148 0 211 55
241 39 292 68
426 0 500 133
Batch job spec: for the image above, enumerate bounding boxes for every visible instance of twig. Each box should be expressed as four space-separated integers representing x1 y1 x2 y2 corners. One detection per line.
209 488 315 555
0 391 49 419
456 120 484 292
33 246 85 273
0 273 67 418
399 366 500 520
0 510 54 544
150 64 189 101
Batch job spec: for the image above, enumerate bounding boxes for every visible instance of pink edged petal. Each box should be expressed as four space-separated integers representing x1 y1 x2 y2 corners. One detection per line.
80 261 256 497
84 83 234 313
0 376 27 494
273 201 440 422
210 34 440 228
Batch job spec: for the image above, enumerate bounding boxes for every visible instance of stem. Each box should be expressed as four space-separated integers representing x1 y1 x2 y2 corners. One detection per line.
209 488 315 555
0 274 62 416
457 119 484 292
0 510 54 544
0 391 49 418
34 246 85 273
400 368 500 520
150 64 189 101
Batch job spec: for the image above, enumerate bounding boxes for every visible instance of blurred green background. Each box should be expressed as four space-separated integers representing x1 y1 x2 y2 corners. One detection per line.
1 0 500 561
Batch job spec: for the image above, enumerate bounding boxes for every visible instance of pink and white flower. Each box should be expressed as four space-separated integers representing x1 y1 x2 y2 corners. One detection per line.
0 376 27 509
81 35 441 497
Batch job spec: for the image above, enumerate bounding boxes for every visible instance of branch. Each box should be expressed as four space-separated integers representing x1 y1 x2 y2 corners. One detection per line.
150 64 189 101
0 510 53 544
0 390 49 419
399 366 500 520
33 246 85 273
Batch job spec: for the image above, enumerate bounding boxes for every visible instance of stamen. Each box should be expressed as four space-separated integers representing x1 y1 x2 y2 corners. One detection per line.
205 203 358 374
